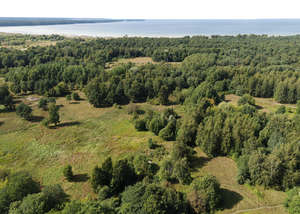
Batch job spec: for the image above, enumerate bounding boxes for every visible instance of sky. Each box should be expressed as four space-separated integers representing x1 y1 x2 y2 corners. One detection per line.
2 0 300 19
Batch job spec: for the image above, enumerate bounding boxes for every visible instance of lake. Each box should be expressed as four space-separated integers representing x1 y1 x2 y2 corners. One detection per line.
1 19 300 37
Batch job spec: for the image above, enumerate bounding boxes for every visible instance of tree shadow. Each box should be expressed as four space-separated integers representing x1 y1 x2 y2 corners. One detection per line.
69 101 80 104
254 104 263 110
72 173 89 182
219 188 243 210
29 115 44 122
190 156 211 171
53 121 81 128
0 121 3 127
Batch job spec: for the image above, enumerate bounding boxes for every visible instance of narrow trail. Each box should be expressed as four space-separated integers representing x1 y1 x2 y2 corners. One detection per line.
230 204 283 214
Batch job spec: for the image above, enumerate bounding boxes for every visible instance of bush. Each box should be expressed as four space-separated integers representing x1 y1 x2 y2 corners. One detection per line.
148 138 155 149
16 103 32 120
276 105 286 114
190 175 221 213
41 118 50 127
71 92 80 101
134 119 147 131
63 165 73 181
0 172 40 214
98 186 112 201
238 94 255 106
66 94 71 101
38 98 48 110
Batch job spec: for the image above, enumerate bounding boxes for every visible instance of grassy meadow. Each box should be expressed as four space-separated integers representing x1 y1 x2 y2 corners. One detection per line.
0 63 293 213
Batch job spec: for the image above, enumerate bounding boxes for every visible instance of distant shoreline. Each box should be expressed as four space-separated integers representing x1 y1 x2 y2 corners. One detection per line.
0 17 145 27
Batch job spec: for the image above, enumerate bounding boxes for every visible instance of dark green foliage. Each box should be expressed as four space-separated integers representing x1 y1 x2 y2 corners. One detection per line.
119 182 190 214
177 119 198 147
98 186 112 201
148 138 155 149
61 200 116 214
134 119 147 131
133 155 157 178
91 157 113 192
275 105 286 114
190 175 221 213
38 98 48 110
0 172 40 214
158 118 177 141
63 165 73 181
71 92 80 100
159 159 174 181
9 184 68 214
173 158 192 184
111 159 137 194
0 85 14 110
48 103 60 126
66 94 71 101
16 103 32 120
149 116 167 135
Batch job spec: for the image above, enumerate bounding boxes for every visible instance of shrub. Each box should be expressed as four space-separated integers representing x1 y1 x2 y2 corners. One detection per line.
134 119 147 131
148 138 155 149
276 105 286 114
16 103 32 120
238 94 255 106
71 92 80 101
98 186 112 201
38 98 48 110
63 165 73 181
66 94 71 101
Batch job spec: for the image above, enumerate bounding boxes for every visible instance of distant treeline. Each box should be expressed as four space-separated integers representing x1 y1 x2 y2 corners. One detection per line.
0 17 143 27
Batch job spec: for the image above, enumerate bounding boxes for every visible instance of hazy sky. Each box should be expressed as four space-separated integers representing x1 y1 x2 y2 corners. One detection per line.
2 0 300 19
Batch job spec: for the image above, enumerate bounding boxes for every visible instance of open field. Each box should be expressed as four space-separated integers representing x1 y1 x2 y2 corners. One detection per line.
225 94 296 114
0 92 288 213
106 57 181 68
191 148 287 214
0 93 173 199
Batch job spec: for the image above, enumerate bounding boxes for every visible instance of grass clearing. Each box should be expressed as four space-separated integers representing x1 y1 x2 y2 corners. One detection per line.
189 147 287 214
225 94 296 115
0 92 288 212
106 57 181 69
0 93 172 199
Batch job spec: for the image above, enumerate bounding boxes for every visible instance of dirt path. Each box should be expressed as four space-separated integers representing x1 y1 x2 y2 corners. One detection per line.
230 204 283 214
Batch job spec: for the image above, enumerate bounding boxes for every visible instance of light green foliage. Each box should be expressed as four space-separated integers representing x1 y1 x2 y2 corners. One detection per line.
238 94 256 106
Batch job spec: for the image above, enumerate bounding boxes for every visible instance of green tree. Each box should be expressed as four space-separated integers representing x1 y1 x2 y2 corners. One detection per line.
16 103 32 120
190 175 221 213
38 98 48 110
0 172 40 214
111 159 137 194
173 158 192 184
48 103 60 126
71 92 80 101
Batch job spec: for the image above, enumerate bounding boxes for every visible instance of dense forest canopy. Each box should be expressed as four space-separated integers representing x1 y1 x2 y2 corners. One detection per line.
1 34 300 213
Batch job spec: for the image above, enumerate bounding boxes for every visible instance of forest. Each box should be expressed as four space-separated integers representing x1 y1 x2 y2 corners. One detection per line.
0 34 300 214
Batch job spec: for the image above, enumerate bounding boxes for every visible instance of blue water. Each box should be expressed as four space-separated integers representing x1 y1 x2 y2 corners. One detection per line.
1 19 300 37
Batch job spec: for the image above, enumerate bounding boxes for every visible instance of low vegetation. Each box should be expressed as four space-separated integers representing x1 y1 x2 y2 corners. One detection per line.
2 33 300 214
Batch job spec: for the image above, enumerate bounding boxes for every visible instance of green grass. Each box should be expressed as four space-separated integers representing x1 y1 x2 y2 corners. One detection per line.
0 93 288 213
